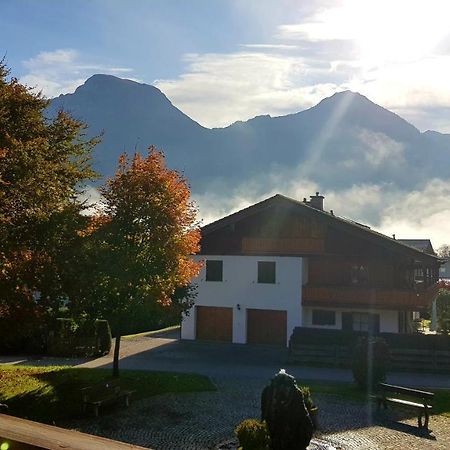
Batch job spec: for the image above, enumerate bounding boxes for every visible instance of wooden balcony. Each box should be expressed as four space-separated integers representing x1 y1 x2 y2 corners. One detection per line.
302 284 439 310
241 237 325 254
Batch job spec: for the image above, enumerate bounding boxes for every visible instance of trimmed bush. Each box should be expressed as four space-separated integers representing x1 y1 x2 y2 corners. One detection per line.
352 336 389 390
48 318 112 357
95 319 112 355
235 419 270 450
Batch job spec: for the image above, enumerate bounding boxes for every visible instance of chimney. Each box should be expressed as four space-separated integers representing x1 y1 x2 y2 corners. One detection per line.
309 192 324 211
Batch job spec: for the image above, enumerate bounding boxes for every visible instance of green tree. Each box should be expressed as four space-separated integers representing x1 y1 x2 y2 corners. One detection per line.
0 62 97 350
77 148 202 376
436 288 450 334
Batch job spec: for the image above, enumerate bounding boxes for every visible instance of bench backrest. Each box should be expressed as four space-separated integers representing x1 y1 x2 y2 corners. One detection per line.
81 379 121 400
378 383 434 402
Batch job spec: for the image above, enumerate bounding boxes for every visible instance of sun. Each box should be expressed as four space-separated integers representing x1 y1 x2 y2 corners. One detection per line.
341 0 450 66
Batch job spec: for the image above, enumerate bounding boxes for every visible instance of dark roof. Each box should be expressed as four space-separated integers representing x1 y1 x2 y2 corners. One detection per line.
202 194 440 262
398 239 435 255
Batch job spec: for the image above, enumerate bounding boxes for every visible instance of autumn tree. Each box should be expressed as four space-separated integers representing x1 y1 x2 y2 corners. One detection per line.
0 61 97 350
78 148 202 376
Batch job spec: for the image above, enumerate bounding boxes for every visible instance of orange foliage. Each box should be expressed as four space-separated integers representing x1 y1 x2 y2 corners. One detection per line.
98 146 202 306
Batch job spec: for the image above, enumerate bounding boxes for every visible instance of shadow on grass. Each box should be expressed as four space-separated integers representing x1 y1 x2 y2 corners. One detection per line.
1 366 215 425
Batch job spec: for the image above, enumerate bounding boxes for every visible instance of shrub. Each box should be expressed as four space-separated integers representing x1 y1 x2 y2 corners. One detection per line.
95 320 112 355
47 317 112 357
235 419 270 450
298 385 314 411
352 336 389 390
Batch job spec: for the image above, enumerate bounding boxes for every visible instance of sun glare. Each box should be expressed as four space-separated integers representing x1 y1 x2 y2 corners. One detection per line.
315 0 450 66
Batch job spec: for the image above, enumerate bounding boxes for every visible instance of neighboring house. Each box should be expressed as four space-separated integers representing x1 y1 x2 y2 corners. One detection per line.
438 260 450 280
181 193 441 346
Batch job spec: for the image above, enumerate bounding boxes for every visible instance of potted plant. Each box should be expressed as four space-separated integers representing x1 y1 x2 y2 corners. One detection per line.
299 385 319 429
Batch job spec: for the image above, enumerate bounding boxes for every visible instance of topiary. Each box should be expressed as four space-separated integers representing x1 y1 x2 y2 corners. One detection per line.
235 419 270 450
352 336 389 390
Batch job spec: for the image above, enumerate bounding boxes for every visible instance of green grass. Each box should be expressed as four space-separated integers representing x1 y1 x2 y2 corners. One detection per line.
0 365 215 423
302 380 450 417
122 325 180 340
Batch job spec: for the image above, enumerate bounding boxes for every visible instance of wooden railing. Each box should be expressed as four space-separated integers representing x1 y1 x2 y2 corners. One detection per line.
241 237 325 254
302 284 439 309
0 413 149 450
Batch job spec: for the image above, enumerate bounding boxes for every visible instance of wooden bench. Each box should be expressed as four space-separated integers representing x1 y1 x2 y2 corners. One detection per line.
375 382 434 430
81 379 135 416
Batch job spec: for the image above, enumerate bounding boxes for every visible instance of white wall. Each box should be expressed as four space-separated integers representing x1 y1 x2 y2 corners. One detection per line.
181 255 303 346
302 306 399 333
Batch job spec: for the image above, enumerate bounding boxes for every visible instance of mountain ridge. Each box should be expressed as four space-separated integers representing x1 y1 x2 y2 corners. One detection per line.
48 74 450 201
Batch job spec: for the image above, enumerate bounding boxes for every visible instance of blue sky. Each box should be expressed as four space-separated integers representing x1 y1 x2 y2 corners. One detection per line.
3 0 450 246
2 0 450 131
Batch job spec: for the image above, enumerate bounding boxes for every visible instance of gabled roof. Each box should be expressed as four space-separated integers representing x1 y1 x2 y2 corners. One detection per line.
397 239 435 255
202 194 440 262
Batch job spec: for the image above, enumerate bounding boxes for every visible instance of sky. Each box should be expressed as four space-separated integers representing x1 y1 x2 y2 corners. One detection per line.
2 0 450 132
2 0 450 248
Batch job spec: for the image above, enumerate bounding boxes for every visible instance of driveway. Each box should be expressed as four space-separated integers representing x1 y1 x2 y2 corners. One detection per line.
73 332 450 389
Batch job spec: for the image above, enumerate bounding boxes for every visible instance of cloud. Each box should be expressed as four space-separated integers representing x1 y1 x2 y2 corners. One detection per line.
155 51 343 127
154 1 450 132
21 49 134 98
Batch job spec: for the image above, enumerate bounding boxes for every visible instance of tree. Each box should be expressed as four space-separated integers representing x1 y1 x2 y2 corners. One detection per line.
0 61 98 351
437 244 450 259
78 148 202 376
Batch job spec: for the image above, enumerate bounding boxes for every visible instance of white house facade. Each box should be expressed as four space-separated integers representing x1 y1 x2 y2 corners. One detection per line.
181 255 304 346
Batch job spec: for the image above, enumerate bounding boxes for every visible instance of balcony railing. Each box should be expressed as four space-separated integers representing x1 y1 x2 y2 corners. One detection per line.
302 284 439 310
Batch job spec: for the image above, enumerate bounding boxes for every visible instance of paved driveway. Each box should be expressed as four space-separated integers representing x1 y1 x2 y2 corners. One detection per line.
74 332 450 389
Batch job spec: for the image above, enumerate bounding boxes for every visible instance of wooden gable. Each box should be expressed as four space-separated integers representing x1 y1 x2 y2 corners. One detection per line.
201 201 327 255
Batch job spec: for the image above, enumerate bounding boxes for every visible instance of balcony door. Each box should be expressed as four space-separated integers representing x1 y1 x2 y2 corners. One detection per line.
342 312 380 334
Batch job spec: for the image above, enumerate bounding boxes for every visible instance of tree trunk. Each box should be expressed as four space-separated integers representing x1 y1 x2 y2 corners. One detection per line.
113 334 121 378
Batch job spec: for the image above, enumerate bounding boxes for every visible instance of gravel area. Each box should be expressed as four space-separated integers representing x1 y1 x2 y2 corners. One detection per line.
65 377 434 450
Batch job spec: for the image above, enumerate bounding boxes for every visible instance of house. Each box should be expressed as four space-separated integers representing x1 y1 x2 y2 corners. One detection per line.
181 193 441 346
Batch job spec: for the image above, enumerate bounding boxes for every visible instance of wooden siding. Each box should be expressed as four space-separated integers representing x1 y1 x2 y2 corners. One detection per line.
242 237 324 254
246 309 287 346
196 306 233 342
302 284 439 310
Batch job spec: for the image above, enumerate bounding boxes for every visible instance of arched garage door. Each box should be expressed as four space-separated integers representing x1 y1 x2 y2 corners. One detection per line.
196 306 233 342
246 309 287 346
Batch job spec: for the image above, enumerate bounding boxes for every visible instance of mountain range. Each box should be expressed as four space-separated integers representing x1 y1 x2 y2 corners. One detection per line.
48 74 450 224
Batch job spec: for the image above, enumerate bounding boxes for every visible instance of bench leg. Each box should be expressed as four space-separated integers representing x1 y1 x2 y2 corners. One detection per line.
125 395 130 407
424 410 429 430
94 405 99 417
418 413 423 429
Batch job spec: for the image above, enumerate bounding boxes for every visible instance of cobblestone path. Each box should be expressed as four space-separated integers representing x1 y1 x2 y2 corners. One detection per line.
67 377 450 450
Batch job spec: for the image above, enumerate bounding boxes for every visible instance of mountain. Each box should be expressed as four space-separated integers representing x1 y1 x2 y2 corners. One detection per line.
48 74 211 180
48 75 450 198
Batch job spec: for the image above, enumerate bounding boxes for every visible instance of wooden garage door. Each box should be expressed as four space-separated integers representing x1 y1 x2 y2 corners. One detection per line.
247 309 287 346
196 306 233 342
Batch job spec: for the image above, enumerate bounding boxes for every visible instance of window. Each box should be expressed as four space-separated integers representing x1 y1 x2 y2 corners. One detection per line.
258 261 276 283
312 309 336 326
205 260 223 281
352 312 369 332
350 264 369 285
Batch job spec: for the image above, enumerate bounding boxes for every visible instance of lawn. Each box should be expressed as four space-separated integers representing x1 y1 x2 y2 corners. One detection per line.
304 381 450 418
0 365 215 423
